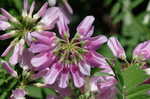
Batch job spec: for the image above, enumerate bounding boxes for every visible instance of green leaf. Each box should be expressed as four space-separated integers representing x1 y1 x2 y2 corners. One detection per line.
93 72 112 76
127 94 150 99
112 12 124 24
26 86 43 98
111 2 121 17
127 84 150 98
111 60 124 86
131 0 144 9
26 85 56 99
122 64 149 91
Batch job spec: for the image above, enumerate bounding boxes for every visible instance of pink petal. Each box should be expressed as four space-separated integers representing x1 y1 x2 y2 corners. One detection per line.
29 1 35 17
9 43 20 65
32 68 49 79
0 8 18 22
23 0 29 12
62 0 73 14
107 37 126 59
33 2 48 19
0 21 11 31
31 32 56 45
1 43 14 57
1 61 18 77
59 67 69 88
0 31 16 40
85 35 107 50
40 7 60 28
31 53 49 67
57 14 70 38
0 15 8 21
70 65 84 88
85 51 108 68
79 61 91 76
18 39 25 55
29 43 50 53
19 48 34 70
77 16 95 38
44 63 63 84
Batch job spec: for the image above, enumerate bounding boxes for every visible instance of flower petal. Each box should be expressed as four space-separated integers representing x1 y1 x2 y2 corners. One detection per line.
44 63 63 84
133 40 150 60
0 8 18 22
1 61 18 77
107 37 126 59
0 21 11 31
31 52 49 67
85 51 108 68
85 35 107 50
79 61 91 76
9 43 20 65
32 68 49 79
40 7 60 28
77 16 95 38
31 32 56 45
33 2 48 19
29 1 35 17
57 14 70 38
59 67 69 88
29 43 50 53
70 65 84 88
1 43 14 57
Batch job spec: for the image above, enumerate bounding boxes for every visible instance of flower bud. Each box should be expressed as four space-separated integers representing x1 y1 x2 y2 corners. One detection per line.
107 37 126 59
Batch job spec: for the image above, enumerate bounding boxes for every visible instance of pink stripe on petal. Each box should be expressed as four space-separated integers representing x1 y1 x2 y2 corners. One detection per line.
1 61 18 77
1 43 14 57
70 65 84 88
32 68 49 79
18 39 25 55
23 0 29 12
0 21 11 31
40 31 55 37
77 16 95 38
57 15 70 38
44 63 63 84
62 0 73 14
107 37 126 59
79 61 91 76
59 67 69 88
0 15 8 21
29 1 35 17
31 53 49 67
9 43 20 65
0 8 18 22
33 2 48 19
40 7 60 26
31 32 56 45
85 35 107 50
85 51 109 68
29 43 50 53
0 31 16 40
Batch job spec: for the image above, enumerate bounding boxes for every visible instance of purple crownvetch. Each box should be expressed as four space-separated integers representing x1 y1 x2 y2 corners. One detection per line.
0 0 67 67
30 16 108 88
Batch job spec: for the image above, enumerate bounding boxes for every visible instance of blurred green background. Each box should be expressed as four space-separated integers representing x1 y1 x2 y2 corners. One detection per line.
0 0 150 98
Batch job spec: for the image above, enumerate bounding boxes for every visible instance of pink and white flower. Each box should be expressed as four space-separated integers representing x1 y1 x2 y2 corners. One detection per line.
30 16 108 88
133 40 150 60
10 88 26 99
0 0 69 67
107 37 126 59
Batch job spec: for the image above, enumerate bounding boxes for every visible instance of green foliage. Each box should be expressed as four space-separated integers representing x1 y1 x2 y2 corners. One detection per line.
112 61 150 99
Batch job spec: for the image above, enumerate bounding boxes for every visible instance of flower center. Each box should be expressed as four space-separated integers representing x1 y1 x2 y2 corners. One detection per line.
11 17 37 39
54 36 87 64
